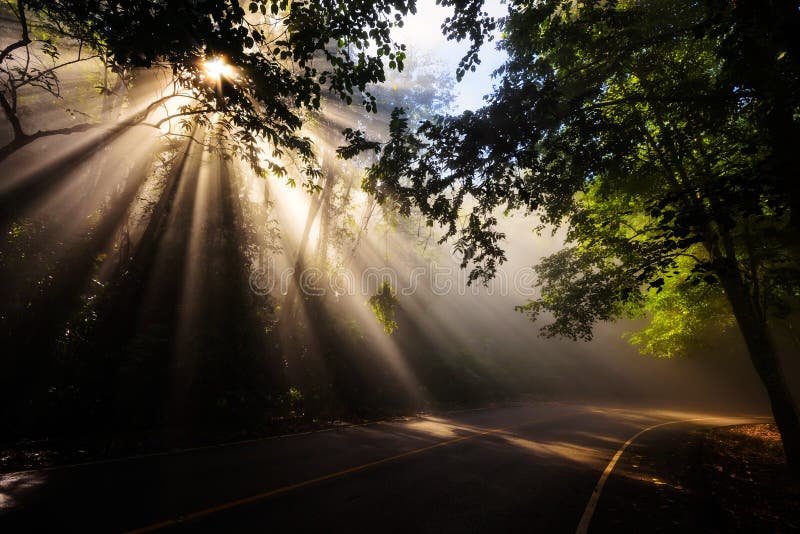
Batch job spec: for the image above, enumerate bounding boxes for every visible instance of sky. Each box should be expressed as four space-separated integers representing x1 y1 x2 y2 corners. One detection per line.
392 0 508 112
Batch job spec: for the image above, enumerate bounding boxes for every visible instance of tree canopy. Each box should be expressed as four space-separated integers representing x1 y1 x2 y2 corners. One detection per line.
2 0 800 474
347 0 800 469
0 0 502 441
2 0 487 174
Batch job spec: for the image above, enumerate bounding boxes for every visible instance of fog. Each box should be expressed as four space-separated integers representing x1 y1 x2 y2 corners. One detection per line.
0 8 780 448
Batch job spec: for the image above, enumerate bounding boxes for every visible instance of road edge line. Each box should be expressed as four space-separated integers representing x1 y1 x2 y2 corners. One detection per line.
574 417 714 534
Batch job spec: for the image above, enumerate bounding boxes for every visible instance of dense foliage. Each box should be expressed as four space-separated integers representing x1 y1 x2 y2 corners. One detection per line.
0 0 509 446
2 0 799 474
352 0 800 469
2 0 425 173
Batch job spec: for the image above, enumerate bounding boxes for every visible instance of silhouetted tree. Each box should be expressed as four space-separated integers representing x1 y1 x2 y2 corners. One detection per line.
350 0 800 471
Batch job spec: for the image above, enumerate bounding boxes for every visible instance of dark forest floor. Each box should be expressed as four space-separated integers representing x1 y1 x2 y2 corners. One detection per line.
549 420 800 533
703 423 800 532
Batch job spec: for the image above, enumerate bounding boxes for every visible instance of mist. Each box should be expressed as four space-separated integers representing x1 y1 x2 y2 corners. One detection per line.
0 8 777 451
4 2 800 532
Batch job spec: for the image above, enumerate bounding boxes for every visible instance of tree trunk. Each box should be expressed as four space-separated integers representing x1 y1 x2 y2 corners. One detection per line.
717 268 800 475
282 170 329 319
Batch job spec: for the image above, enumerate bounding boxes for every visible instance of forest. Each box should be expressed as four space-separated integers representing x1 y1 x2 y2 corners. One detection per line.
1 0 799 486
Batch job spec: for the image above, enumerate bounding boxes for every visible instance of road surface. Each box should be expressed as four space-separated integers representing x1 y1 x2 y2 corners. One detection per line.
0 402 761 533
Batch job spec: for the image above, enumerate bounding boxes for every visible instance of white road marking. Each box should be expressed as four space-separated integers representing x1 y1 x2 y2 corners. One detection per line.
575 417 715 534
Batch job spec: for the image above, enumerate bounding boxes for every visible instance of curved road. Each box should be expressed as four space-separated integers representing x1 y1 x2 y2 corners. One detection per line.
0 402 761 533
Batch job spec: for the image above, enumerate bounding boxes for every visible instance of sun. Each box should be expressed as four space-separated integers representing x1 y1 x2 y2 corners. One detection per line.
203 57 234 81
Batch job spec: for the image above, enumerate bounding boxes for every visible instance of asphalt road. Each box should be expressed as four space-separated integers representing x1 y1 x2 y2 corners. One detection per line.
0 402 761 533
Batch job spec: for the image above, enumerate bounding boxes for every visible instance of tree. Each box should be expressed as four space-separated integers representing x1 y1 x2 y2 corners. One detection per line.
1 0 426 174
2 0 505 437
349 0 800 471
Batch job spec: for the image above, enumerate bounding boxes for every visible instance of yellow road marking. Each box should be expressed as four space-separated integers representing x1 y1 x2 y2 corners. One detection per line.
127 426 505 533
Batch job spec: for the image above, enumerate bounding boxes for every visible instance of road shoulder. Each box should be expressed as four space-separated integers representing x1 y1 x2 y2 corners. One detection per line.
589 421 800 533
588 422 724 533
703 423 800 532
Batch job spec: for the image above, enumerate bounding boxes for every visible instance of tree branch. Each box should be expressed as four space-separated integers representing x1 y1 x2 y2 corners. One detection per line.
0 93 212 163
14 53 102 91
0 121 103 163
0 88 23 137
0 1 30 65
149 107 215 129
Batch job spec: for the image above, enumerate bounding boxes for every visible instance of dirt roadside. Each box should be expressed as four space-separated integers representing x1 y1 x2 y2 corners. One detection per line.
590 422 799 533
703 424 800 532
